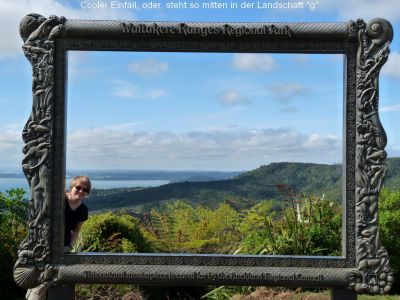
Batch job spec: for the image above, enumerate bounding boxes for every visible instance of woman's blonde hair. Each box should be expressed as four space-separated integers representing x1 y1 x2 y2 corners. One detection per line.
69 175 92 194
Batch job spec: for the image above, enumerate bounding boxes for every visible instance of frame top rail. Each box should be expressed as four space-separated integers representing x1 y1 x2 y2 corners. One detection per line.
61 19 353 41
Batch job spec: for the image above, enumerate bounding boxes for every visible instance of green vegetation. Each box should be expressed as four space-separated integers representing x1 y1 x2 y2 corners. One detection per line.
379 188 400 294
76 211 151 253
141 201 242 253
0 188 28 299
3 159 400 298
239 191 342 256
76 194 342 299
80 191 341 257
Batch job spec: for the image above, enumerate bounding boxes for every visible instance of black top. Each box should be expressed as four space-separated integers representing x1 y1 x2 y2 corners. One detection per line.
64 199 88 246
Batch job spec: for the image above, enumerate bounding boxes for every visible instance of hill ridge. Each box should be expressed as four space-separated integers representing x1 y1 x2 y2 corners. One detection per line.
87 157 400 212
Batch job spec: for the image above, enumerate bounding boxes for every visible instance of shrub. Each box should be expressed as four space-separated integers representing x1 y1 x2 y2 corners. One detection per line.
76 212 151 253
239 195 341 256
0 188 28 298
141 201 242 253
379 188 400 294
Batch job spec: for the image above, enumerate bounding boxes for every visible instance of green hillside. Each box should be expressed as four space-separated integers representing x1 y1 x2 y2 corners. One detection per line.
88 161 343 212
384 157 400 190
87 157 400 213
235 162 342 200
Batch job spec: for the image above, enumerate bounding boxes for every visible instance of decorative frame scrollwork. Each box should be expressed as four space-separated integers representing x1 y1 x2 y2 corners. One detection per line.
351 18 394 294
13 14 393 294
14 13 65 290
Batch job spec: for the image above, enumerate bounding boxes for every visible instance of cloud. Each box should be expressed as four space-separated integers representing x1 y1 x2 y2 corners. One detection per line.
128 58 169 76
0 0 132 59
102 122 145 131
218 90 250 106
66 126 342 170
109 79 168 100
267 83 312 104
0 129 24 167
381 104 400 112
232 54 277 72
382 52 400 79
146 89 168 99
110 79 139 98
318 0 400 21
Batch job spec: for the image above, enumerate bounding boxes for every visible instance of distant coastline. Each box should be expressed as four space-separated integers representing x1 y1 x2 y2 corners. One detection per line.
0 169 242 180
0 178 170 193
0 169 242 193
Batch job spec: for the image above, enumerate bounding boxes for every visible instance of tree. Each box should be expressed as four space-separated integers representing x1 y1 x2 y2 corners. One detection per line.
0 188 28 298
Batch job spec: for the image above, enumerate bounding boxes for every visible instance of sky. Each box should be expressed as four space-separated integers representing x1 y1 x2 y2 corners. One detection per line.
0 0 399 172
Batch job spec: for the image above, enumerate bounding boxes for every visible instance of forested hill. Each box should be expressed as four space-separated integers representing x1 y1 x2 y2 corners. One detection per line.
88 161 342 212
384 157 400 189
87 158 400 212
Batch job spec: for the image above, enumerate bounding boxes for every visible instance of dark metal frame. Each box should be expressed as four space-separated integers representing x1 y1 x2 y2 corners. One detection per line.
14 14 393 294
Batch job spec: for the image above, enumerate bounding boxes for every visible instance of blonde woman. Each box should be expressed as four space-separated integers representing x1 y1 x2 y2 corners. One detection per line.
64 175 91 252
26 175 91 300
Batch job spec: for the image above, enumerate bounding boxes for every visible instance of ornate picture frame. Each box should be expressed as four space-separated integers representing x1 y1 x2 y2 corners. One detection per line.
14 14 394 295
